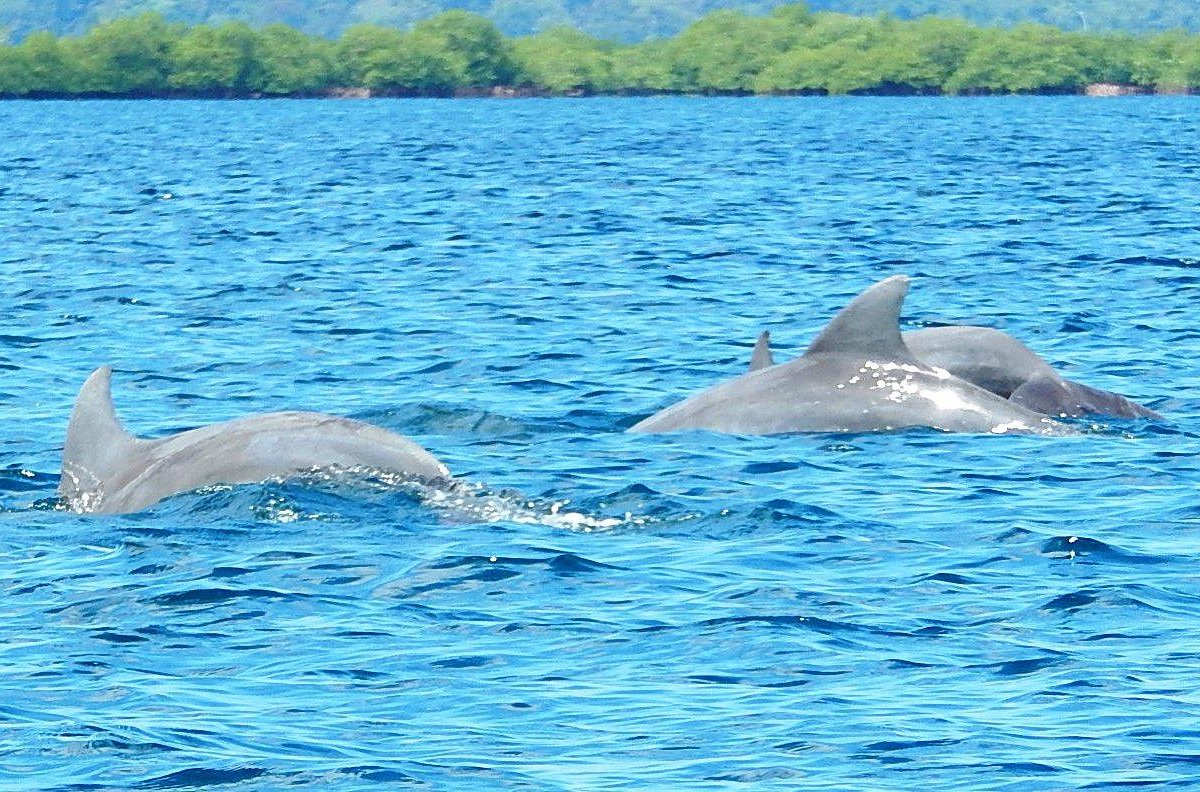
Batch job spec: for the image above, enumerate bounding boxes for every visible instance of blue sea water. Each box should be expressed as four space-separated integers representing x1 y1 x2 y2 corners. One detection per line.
1 96 1199 791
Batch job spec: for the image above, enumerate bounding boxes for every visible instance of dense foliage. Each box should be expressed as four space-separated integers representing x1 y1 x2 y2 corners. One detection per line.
0 0 1197 45
1 6 1198 97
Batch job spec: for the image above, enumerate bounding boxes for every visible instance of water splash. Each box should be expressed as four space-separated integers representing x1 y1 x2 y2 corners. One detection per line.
359 470 643 532
233 466 646 532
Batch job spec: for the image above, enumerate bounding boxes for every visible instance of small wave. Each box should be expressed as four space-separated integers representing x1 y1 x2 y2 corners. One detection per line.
136 767 266 789
92 630 150 644
742 460 802 474
428 550 619 576
502 378 575 392
704 767 803 783
0 333 75 347
1115 255 1200 269
921 572 977 585
699 613 908 639
396 548 625 599
1040 589 1099 612
1040 535 1169 564
861 737 963 753
1041 535 1115 558
0 465 49 494
972 655 1067 676
339 766 421 783
151 587 298 607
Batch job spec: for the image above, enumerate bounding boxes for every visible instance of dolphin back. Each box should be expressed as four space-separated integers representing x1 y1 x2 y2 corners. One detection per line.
1010 375 1161 419
60 367 452 514
631 274 1069 436
59 367 145 509
902 326 1054 398
903 326 1158 419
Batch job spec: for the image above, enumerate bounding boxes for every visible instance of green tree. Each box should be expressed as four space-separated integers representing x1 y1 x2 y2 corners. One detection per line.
0 42 30 93
75 12 181 94
168 21 263 93
664 9 795 92
255 23 334 94
755 13 887 93
337 23 406 85
867 16 979 89
1175 43 1200 88
410 10 516 86
511 26 613 92
607 38 673 91
945 24 1091 93
336 23 457 91
1129 30 1200 88
769 2 814 31
4 30 83 93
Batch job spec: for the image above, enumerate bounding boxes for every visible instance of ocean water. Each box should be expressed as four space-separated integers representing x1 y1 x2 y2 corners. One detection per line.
1 96 1199 791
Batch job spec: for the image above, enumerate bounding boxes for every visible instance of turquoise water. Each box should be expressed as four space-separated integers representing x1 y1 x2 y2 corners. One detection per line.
2 97 1199 790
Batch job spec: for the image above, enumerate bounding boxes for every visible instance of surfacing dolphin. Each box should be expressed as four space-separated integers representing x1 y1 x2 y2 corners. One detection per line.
630 275 1070 436
752 326 1159 420
901 326 1160 419
59 366 451 515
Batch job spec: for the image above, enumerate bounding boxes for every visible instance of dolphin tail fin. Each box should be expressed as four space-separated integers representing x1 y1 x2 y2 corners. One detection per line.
59 366 141 501
1010 375 1161 419
749 331 775 372
803 275 917 361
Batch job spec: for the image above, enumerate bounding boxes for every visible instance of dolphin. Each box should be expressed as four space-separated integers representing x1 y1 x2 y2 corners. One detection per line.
629 275 1069 436
751 325 1159 419
901 326 1160 419
59 366 451 515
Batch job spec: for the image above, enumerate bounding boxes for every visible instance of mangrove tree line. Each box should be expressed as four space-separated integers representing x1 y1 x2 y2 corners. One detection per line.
1 5 1199 97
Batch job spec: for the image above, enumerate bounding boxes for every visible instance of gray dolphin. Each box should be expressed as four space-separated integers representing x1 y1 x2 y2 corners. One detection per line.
752 325 1159 419
902 326 1160 419
59 366 451 514
630 275 1069 436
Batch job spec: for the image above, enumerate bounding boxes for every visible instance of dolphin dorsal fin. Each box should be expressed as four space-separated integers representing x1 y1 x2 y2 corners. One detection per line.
59 366 140 500
803 275 916 360
749 331 775 372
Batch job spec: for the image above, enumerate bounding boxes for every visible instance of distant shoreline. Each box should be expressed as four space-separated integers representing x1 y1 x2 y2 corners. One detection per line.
4 10 1200 100
1 84 1192 100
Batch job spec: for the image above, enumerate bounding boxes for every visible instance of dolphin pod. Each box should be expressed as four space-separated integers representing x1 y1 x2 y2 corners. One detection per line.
745 292 1158 420
629 275 1074 436
59 274 1160 513
59 366 450 515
